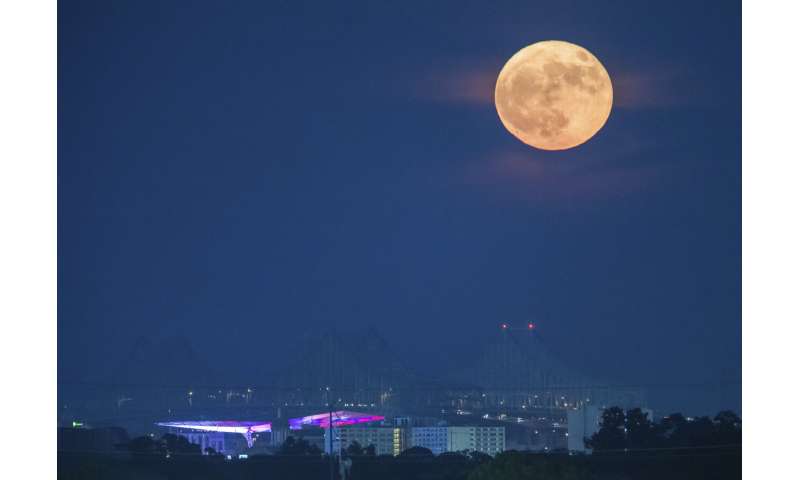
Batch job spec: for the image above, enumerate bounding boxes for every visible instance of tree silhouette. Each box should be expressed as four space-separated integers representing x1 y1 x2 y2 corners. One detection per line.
587 406 626 452
681 416 716 448
657 413 688 443
588 407 742 454
278 436 322 456
467 450 494 464
468 451 588 480
161 433 201 455
625 408 657 450
345 440 364 457
713 410 742 445
127 435 162 455
400 446 435 457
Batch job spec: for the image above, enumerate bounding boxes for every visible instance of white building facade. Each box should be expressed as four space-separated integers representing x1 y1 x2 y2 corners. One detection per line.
411 427 448 455
411 426 505 456
328 426 404 456
567 405 602 453
331 424 506 457
448 426 505 455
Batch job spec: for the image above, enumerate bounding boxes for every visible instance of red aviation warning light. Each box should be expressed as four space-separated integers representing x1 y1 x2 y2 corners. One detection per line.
528 322 535 330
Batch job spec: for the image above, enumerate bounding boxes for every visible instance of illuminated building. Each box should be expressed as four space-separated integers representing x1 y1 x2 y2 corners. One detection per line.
288 411 385 429
332 426 405 456
411 426 448 455
567 405 601 453
446 426 505 456
410 425 505 456
287 410 386 454
156 421 271 448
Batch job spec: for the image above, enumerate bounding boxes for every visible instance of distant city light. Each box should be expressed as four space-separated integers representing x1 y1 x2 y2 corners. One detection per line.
501 323 508 329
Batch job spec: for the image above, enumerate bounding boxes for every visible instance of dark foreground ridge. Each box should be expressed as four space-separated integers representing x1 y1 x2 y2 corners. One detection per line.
58 447 741 480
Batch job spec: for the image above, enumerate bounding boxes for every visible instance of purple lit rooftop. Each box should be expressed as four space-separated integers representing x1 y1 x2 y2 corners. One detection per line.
288 411 385 430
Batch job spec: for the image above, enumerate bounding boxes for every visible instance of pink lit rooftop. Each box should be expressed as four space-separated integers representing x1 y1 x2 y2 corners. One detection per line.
288 410 385 429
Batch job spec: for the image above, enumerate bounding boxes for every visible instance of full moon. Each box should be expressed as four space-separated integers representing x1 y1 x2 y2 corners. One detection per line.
494 40 613 151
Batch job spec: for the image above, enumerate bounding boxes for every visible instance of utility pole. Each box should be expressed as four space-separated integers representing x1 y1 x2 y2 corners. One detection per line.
329 401 334 480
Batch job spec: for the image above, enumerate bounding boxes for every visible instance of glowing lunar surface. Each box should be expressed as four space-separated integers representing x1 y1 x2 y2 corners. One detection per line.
495 40 613 150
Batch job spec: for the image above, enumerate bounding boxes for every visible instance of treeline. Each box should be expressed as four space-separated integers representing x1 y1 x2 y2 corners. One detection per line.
587 407 741 453
127 433 224 456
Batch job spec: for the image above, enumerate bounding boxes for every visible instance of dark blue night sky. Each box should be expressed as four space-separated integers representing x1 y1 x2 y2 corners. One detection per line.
59 0 741 415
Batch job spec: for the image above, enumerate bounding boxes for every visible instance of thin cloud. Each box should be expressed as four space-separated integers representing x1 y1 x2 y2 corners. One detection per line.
611 65 718 109
413 60 717 110
462 139 667 204
412 60 501 106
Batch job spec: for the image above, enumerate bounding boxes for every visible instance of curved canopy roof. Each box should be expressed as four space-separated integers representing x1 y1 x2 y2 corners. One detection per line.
156 420 272 434
288 410 385 430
